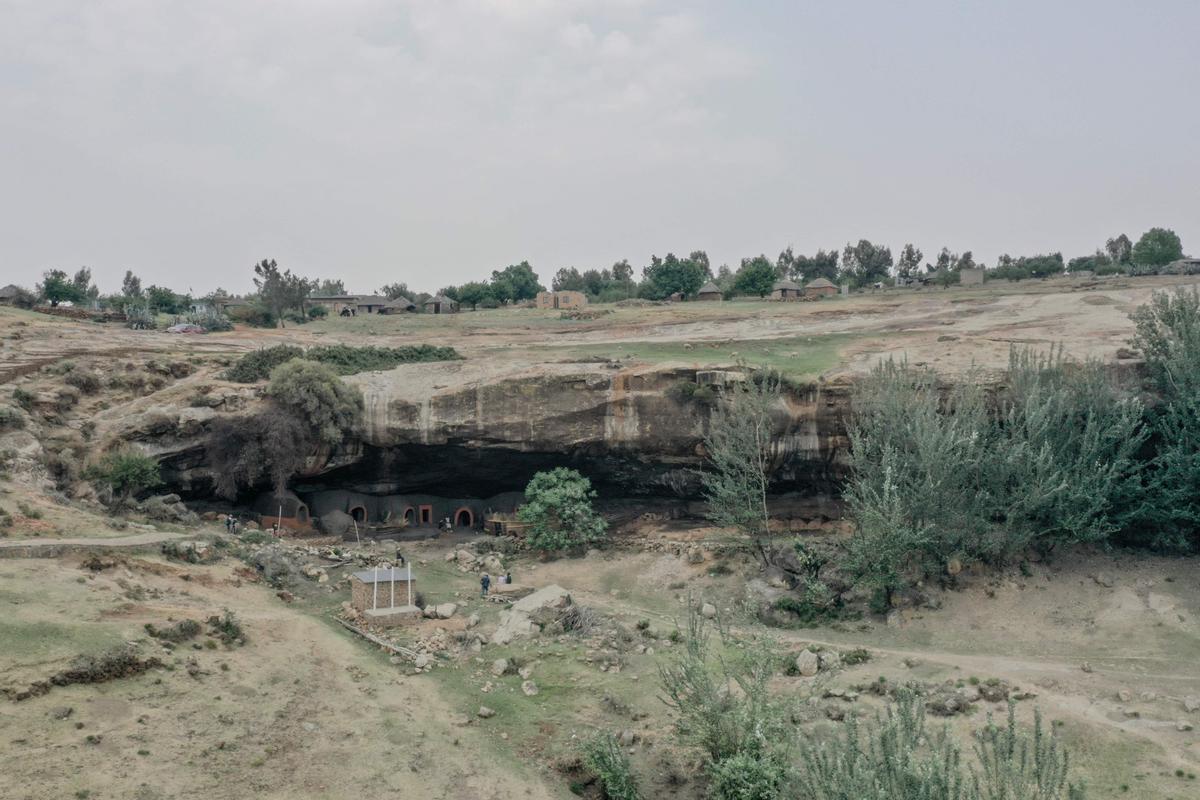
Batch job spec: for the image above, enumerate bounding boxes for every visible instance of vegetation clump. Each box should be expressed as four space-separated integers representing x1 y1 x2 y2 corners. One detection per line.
580 732 642 800
517 467 608 553
207 609 246 646
86 449 162 507
145 619 202 643
223 343 461 382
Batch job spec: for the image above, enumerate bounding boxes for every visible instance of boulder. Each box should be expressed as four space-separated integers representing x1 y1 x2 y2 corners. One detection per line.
512 584 571 614
700 603 717 619
478 706 496 719
435 603 458 619
319 509 355 539
795 649 819 677
466 612 481 629
491 659 510 677
414 654 430 669
521 680 539 697
1183 696 1199 713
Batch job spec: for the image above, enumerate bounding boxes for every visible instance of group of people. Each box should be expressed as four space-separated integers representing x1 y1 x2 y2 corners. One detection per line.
479 571 513 597
223 514 240 534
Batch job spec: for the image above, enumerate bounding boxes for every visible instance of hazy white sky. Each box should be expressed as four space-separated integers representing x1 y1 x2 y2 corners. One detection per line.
2 0 1197 295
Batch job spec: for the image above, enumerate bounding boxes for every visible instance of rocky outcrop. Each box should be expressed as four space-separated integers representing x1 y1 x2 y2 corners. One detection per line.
109 360 854 499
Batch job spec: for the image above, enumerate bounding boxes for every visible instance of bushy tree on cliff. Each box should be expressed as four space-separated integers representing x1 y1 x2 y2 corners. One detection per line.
517 468 608 552
208 359 362 498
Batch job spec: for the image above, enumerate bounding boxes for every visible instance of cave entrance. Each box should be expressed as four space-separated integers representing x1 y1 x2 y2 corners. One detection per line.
403 507 415 525
349 506 367 524
454 508 474 529
296 505 309 524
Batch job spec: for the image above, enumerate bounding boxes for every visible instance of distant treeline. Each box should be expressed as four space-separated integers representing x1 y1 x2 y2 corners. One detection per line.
7 226 1188 324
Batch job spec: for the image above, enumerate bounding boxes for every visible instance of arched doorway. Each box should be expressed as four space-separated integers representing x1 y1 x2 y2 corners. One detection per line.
296 504 309 524
403 507 415 525
349 506 367 524
454 508 474 529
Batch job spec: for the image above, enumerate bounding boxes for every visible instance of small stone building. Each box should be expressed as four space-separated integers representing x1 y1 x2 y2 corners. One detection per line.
308 294 361 316
803 277 838 299
354 295 390 314
959 268 985 286
772 279 802 300
424 295 459 314
349 566 421 626
697 281 722 301
536 291 588 310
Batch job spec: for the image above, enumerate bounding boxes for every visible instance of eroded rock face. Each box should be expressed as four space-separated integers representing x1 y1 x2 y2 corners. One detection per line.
110 361 853 499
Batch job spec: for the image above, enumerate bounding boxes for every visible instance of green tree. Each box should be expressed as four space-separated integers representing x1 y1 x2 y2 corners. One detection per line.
455 281 493 310
552 267 586 292
145 285 187 314
896 244 923 279
792 249 840 283
88 449 161 507
1132 227 1184 268
266 359 363 449
641 252 709 299
732 256 777 298
610 259 634 283
1105 233 1133 265
701 373 783 562
516 467 608 552
841 240 893 287
775 247 796 279
490 261 544 303
252 259 310 326
122 270 143 299
37 269 85 306
379 282 412 300
72 268 98 302
314 279 346 295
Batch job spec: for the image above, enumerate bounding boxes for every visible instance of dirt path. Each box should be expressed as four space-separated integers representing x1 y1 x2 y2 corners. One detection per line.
0 531 184 557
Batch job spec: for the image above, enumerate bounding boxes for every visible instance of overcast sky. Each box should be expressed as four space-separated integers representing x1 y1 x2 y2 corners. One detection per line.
2 0 1197 295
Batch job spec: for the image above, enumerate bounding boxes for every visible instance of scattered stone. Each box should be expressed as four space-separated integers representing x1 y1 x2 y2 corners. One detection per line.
478 706 496 719
1178 720 1194 732
414 654 431 670
491 659 509 677
1080 662 1093 673
466 612 480 629
795 649 820 678
435 603 458 619
1117 689 1132 703
700 603 717 619
521 680 539 697
518 666 534 680
1183 697 1199 713
618 729 637 746
1092 573 1115 588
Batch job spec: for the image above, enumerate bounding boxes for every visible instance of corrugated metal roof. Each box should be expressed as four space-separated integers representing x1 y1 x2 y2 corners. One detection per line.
352 567 414 583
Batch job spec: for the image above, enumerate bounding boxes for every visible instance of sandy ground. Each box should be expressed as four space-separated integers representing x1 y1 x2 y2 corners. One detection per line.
0 551 561 800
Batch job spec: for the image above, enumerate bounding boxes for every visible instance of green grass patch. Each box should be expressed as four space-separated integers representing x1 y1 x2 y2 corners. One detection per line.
556 334 856 380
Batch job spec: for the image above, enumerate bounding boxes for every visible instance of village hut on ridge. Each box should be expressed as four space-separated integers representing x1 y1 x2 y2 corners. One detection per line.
697 281 722 301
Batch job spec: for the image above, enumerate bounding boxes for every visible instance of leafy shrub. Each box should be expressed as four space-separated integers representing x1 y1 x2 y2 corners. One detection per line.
64 371 101 395
185 308 233 332
792 691 1084 800
307 305 328 319
86 449 161 505
206 609 246 645
1126 287 1200 550
55 387 80 411
125 305 157 330
222 343 461 382
0 405 26 431
707 752 787 800
580 732 641 800
145 619 201 643
668 380 717 406
845 352 1143 598
303 344 462 375
12 387 34 410
517 467 608 552
222 345 304 383
266 359 362 447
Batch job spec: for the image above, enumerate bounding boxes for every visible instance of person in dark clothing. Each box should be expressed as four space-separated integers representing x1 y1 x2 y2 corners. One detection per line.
480 573 491 597
395 550 406 567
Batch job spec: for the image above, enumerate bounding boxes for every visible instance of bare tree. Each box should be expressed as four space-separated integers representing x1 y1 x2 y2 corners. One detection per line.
700 372 785 563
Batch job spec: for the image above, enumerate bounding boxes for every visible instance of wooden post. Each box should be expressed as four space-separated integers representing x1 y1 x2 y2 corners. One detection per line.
372 565 378 611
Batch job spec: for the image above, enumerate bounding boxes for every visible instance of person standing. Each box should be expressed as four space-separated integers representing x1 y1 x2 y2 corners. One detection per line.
480 572 491 597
